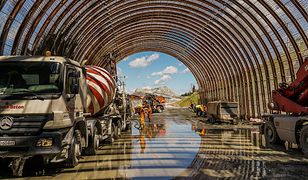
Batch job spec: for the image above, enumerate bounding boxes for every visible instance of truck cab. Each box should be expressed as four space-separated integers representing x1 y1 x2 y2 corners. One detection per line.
0 56 88 175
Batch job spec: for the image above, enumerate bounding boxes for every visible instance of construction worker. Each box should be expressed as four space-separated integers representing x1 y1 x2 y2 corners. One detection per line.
200 105 205 116
195 104 201 116
147 104 153 122
200 104 207 117
138 105 145 129
202 104 207 117
143 101 152 122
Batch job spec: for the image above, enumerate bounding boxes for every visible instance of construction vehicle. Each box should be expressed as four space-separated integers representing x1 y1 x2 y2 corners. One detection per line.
155 95 166 104
207 101 239 124
143 94 165 113
0 56 131 176
262 58 308 156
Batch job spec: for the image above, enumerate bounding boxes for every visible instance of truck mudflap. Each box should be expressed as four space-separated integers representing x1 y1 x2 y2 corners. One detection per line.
0 131 63 158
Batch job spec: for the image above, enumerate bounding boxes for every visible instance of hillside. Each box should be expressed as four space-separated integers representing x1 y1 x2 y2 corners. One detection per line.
133 86 179 98
174 92 200 107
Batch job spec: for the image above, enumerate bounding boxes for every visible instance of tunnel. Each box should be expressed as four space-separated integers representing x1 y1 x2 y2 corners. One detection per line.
0 0 307 118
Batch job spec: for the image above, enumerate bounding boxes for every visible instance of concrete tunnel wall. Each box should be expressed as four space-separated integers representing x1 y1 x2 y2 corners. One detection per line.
0 0 307 118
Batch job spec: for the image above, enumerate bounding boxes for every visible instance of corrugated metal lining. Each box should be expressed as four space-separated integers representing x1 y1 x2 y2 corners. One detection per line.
0 0 307 118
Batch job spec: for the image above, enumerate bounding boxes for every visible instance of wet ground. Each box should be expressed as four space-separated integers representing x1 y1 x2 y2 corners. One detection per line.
1 108 308 179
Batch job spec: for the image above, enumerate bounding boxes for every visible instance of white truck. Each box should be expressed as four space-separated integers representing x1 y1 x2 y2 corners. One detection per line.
262 59 307 156
0 56 131 176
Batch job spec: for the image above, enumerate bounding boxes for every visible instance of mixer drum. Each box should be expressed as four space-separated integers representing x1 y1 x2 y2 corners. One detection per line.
85 66 117 115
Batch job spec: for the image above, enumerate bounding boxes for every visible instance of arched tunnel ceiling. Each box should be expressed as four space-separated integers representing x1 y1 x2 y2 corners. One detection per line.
0 0 307 118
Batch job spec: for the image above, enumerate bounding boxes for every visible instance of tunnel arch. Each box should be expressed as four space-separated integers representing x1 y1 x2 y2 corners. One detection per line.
0 0 307 118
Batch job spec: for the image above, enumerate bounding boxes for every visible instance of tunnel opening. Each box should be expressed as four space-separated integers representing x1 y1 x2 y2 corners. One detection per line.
116 51 198 97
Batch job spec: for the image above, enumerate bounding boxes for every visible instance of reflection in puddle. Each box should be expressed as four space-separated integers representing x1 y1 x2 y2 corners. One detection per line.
187 122 308 179
134 123 164 154
130 120 200 180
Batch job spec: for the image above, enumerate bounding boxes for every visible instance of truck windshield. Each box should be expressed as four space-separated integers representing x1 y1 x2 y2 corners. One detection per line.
0 62 62 97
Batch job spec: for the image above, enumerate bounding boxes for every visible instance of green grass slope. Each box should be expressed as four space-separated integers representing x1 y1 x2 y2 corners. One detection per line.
174 92 200 107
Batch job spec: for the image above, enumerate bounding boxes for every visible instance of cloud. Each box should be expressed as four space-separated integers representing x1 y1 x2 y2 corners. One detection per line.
181 68 190 74
122 57 129 61
178 63 183 66
147 54 159 61
151 66 178 76
128 53 159 68
142 86 152 90
154 75 172 85
146 75 151 79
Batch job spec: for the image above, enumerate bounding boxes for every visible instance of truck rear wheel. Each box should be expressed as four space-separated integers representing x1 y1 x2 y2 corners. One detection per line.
125 120 132 132
106 123 115 145
300 125 308 156
64 130 82 167
114 121 121 140
84 127 100 155
264 121 283 145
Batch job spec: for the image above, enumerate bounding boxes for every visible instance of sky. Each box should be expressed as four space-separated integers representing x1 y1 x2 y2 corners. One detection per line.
117 51 197 95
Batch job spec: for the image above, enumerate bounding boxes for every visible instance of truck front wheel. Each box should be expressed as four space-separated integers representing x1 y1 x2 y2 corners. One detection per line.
300 125 308 157
264 121 283 145
64 130 82 167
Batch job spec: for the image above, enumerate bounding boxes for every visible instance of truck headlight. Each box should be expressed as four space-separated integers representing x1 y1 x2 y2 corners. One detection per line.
36 138 53 147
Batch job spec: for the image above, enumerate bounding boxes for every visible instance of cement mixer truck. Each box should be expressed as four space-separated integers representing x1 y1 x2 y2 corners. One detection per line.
0 56 131 176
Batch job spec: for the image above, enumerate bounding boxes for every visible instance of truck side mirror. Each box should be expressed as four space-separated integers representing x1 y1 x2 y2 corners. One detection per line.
67 70 80 95
68 71 80 78
70 77 79 94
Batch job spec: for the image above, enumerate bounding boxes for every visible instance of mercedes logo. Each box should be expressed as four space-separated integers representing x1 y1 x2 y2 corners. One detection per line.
0 116 14 130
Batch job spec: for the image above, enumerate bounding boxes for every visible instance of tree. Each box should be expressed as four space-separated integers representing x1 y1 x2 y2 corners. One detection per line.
192 85 196 92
